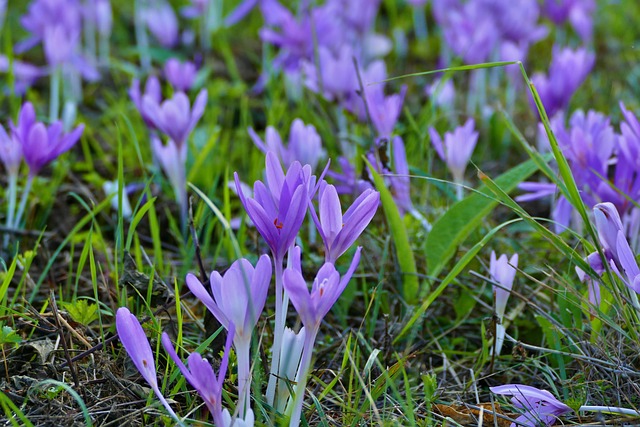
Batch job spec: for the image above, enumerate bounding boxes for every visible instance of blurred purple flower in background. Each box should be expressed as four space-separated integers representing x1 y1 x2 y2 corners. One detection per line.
429 118 478 198
531 46 595 117
164 58 197 92
142 0 179 48
249 119 326 170
0 56 47 94
11 102 84 177
143 89 208 146
490 384 572 427
0 125 22 177
129 76 162 129
542 0 596 41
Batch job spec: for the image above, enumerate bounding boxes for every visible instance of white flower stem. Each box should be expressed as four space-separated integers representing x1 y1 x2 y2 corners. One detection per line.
13 175 34 231
50 66 61 122
412 6 428 41
579 406 640 417
266 256 285 406
134 0 151 71
235 338 251 419
286 327 318 427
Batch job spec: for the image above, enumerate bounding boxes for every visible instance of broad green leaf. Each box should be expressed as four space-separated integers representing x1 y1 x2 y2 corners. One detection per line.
426 158 540 278
365 159 419 304
61 300 99 325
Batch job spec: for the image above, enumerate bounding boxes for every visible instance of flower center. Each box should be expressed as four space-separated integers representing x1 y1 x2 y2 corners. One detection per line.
273 218 283 229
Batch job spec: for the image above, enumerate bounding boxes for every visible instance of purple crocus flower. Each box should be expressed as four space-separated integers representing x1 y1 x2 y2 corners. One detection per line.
248 119 326 170
615 230 640 294
490 384 572 427
115 307 182 424
151 136 187 212
17 0 82 55
426 78 455 110
531 46 595 118
129 76 162 129
143 89 208 146
260 0 342 73
184 256 270 416
310 182 379 263
594 202 624 265
164 58 197 92
90 0 113 37
11 102 84 177
182 0 208 19
490 251 518 356
0 56 47 94
142 1 179 48
283 246 361 427
429 118 478 193
234 152 311 261
185 256 271 340
0 125 22 176
162 324 237 426
542 0 595 42
284 246 362 330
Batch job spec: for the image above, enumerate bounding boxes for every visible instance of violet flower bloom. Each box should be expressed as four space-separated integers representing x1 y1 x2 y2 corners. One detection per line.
615 230 640 294
115 308 182 425
284 246 362 330
17 0 82 54
151 136 187 213
283 246 361 427
234 151 311 261
164 58 197 92
161 324 241 426
542 0 595 42
185 256 271 416
0 125 22 176
490 384 572 427
302 45 361 103
310 182 379 263
0 56 47 94
249 119 326 170
619 102 640 169
429 118 478 197
531 46 595 118
259 0 342 72
426 78 455 110
224 0 258 26
490 251 518 356
11 102 84 177
181 0 208 19
594 202 624 265
143 89 208 147
129 76 162 129
91 0 113 37
142 1 179 48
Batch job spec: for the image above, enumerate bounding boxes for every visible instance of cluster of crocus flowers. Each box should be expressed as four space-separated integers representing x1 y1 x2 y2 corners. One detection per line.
117 147 379 425
489 251 518 356
1 102 83 247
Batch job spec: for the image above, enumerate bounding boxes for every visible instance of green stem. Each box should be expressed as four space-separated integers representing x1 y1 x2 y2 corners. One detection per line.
13 174 34 231
50 67 61 122
266 256 284 406
286 327 318 427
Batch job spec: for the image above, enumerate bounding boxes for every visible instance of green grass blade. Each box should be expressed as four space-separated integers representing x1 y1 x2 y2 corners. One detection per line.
365 159 419 304
426 158 540 278
395 218 522 343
